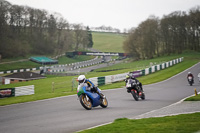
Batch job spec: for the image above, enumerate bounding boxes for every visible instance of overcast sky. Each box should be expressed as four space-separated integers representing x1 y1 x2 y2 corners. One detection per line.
6 0 200 31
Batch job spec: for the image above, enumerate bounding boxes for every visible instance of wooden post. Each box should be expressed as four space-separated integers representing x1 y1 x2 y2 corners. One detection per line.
52 82 54 93
194 88 198 96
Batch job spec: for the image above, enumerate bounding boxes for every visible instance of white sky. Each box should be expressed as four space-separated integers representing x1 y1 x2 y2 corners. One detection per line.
6 0 200 31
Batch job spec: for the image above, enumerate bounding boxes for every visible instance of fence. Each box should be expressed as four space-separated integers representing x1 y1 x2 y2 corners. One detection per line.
72 77 78 91
52 81 74 93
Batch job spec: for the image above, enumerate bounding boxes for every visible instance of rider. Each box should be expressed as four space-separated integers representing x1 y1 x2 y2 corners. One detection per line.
125 72 143 92
77 75 105 99
187 72 194 83
198 73 200 82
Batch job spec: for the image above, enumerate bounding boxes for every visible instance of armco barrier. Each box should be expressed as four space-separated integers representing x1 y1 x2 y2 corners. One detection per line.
98 77 105 86
0 85 34 98
89 77 98 86
0 88 15 98
143 57 182 76
89 57 183 86
15 85 34 96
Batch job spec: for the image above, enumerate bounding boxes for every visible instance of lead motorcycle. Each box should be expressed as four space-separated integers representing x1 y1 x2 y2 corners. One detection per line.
125 78 145 101
77 83 108 110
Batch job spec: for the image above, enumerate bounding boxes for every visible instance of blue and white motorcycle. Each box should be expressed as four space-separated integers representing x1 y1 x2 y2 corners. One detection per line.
77 83 108 110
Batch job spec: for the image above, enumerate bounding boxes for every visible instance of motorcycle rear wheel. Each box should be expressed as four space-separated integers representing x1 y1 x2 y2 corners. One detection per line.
80 94 92 110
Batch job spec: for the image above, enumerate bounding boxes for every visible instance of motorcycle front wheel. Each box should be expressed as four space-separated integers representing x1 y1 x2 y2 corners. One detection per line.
100 94 108 108
141 92 145 100
80 94 92 110
131 90 139 101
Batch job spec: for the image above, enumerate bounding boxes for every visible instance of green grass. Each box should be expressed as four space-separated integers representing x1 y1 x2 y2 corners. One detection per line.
0 61 41 72
56 55 94 64
0 51 199 106
92 32 126 53
79 113 200 133
185 94 200 101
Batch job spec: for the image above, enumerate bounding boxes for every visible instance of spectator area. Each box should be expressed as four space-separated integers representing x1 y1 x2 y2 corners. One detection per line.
30 56 58 64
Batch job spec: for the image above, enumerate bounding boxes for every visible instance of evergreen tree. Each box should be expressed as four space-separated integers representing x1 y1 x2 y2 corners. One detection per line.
86 26 93 48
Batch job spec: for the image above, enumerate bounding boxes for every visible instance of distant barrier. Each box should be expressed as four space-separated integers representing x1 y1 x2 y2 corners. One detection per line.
66 51 128 57
0 56 100 75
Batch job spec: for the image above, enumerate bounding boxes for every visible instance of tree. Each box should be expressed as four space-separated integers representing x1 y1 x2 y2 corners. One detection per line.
124 6 200 59
86 26 93 48
73 24 88 51
123 16 159 59
0 0 11 57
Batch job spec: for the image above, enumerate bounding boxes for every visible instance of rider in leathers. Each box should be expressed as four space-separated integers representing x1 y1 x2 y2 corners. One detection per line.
78 75 105 99
125 73 143 93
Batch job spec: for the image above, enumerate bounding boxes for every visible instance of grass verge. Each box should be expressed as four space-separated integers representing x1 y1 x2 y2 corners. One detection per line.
79 113 200 133
185 94 200 101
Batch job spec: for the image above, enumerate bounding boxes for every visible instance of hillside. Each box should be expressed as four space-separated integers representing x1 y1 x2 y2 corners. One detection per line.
0 32 126 72
92 32 126 53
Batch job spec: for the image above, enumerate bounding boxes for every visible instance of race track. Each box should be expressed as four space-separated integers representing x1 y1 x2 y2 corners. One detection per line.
0 62 200 133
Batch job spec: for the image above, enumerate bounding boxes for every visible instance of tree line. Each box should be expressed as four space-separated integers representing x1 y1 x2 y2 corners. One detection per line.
123 6 200 60
0 0 93 58
90 25 121 33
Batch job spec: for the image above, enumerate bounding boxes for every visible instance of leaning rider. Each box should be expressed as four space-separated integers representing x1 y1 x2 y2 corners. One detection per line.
125 73 144 92
77 75 105 99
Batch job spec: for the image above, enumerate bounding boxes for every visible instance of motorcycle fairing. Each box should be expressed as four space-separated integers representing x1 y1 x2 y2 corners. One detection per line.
78 85 101 107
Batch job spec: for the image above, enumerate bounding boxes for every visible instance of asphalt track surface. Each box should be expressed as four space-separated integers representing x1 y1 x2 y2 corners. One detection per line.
0 62 200 133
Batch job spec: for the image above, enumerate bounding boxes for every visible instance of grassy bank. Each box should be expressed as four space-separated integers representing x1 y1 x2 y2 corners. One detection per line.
0 51 199 106
79 113 200 133
92 32 125 53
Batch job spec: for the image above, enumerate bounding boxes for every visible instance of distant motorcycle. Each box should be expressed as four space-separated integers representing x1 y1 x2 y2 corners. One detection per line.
126 78 145 101
188 76 194 86
198 73 200 82
77 84 108 110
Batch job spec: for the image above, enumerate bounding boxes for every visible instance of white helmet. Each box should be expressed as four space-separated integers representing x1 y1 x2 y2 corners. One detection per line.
188 72 191 74
78 75 86 84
